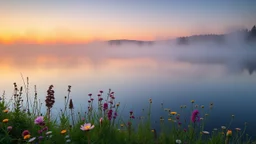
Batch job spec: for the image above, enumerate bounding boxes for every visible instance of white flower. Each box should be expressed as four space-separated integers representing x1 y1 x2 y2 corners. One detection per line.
176 139 182 144
66 139 71 143
46 131 52 135
202 131 210 135
221 126 226 130
28 137 36 143
235 128 241 131
213 128 218 131
65 135 70 139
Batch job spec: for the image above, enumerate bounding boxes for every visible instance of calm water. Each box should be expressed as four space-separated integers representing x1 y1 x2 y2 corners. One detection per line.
1 42 256 138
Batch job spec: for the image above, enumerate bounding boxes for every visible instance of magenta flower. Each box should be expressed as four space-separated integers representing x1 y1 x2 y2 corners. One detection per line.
103 103 108 111
34 116 44 125
191 110 200 123
7 126 12 131
99 90 103 93
22 130 30 137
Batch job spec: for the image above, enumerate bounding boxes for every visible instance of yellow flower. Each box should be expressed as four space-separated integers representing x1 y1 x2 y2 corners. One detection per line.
24 134 31 140
168 118 172 121
61 129 67 134
120 124 124 127
170 112 177 115
151 129 155 133
191 100 195 103
2 119 9 123
226 130 232 137
3 109 8 113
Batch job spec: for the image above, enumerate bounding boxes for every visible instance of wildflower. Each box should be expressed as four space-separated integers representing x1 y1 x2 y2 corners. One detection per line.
100 117 103 124
235 128 241 131
221 126 226 130
170 112 177 115
108 109 113 120
88 93 92 96
22 130 30 137
38 130 43 134
65 135 70 139
213 128 218 131
103 103 108 111
28 137 36 143
180 105 183 108
205 114 209 116
129 111 133 115
80 123 95 131
201 105 204 108
2 119 9 123
202 131 210 135
178 122 182 126
34 116 44 125
191 100 195 103
191 110 200 123
226 130 232 137
3 109 8 113
232 115 235 118
168 118 172 121
151 129 155 133
99 90 103 93
200 117 204 120
24 134 31 140
61 130 67 134
66 139 71 143
160 117 164 121
184 128 187 132
7 126 12 131
38 136 44 140
176 139 182 144
116 102 120 107
184 105 187 108
120 124 124 127
195 105 198 108
149 98 152 103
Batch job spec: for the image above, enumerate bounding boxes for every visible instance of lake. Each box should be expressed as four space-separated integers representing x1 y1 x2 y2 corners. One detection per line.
1 41 256 138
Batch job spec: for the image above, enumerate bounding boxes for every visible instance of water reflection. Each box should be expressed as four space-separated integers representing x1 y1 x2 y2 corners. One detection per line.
0 42 256 138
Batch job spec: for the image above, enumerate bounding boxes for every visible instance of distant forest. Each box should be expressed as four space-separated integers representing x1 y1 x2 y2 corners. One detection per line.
177 25 256 45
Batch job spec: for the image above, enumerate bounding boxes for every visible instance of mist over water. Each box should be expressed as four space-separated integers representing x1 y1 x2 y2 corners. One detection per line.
1 37 256 138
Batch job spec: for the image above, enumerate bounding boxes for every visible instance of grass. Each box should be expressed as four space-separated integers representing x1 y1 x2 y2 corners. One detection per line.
0 80 255 144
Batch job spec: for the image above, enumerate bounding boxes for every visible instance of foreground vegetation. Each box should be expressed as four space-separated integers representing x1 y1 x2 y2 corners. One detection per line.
0 81 255 144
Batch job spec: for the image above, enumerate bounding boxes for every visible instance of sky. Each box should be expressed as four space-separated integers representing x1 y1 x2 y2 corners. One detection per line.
0 0 256 43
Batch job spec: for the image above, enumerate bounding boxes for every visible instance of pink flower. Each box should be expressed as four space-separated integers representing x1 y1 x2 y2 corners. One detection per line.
7 126 12 131
34 116 44 125
99 90 103 93
100 117 103 124
22 130 30 137
80 123 94 131
88 93 92 96
191 110 200 123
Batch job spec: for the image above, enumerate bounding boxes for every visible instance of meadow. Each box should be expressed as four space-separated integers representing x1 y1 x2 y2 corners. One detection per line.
0 82 255 144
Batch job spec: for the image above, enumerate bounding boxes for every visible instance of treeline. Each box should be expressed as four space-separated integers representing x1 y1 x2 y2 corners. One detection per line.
177 25 256 45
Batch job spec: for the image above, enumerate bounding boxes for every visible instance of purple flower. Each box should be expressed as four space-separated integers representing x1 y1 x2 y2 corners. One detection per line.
38 136 44 140
34 116 44 126
103 103 108 111
191 110 200 123
42 126 48 132
108 109 113 120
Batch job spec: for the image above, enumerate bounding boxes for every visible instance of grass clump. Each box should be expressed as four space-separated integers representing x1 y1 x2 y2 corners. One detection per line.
0 80 255 144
